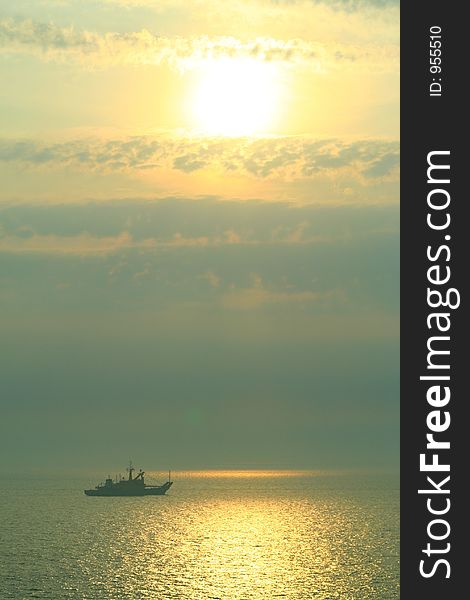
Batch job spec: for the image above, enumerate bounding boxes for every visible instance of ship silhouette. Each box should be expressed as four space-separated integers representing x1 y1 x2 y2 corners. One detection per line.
84 462 173 496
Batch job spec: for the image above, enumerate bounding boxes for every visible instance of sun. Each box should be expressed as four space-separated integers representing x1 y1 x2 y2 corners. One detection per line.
191 58 280 136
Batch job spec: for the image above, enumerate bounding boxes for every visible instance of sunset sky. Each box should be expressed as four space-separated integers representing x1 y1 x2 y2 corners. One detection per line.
0 0 399 471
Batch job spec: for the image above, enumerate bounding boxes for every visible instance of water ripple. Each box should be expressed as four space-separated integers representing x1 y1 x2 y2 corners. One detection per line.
0 472 399 599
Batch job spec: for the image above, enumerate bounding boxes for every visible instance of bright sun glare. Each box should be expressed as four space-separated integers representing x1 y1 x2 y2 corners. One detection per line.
192 59 280 136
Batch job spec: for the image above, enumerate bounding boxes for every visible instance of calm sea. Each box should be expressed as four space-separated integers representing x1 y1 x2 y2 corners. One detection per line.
0 471 399 599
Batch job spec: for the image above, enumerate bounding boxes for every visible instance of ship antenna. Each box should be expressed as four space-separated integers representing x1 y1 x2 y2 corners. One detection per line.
127 459 134 481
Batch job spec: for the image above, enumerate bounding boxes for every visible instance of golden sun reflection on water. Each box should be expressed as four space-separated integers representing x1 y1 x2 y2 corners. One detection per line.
82 473 398 599
172 497 338 598
173 469 321 479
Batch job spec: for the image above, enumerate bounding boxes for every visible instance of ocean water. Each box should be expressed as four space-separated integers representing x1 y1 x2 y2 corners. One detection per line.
0 471 399 599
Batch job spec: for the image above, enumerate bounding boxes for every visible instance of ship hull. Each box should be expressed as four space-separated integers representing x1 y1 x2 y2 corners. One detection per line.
84 482 173 497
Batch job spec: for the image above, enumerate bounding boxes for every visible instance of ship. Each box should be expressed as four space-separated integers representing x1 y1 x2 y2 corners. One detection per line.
84 462 173 496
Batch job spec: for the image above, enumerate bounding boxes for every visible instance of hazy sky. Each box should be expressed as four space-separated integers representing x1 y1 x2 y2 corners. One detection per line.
0 0 399 472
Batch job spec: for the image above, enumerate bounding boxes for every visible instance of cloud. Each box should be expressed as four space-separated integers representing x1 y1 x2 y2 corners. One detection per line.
200 271 221 289
0 201 397 380
0 231 135 255
221 273 344 310
0 198 399 315
269 0 399 7
362 152 399 178
0 134 400 182
0 230 239 255
0 197 399 244
0 17 398 72
0 226 347 255
173 154 207 173
100 0 399 12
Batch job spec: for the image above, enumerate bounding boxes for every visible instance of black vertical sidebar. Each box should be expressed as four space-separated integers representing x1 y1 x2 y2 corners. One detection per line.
401 3 466 598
